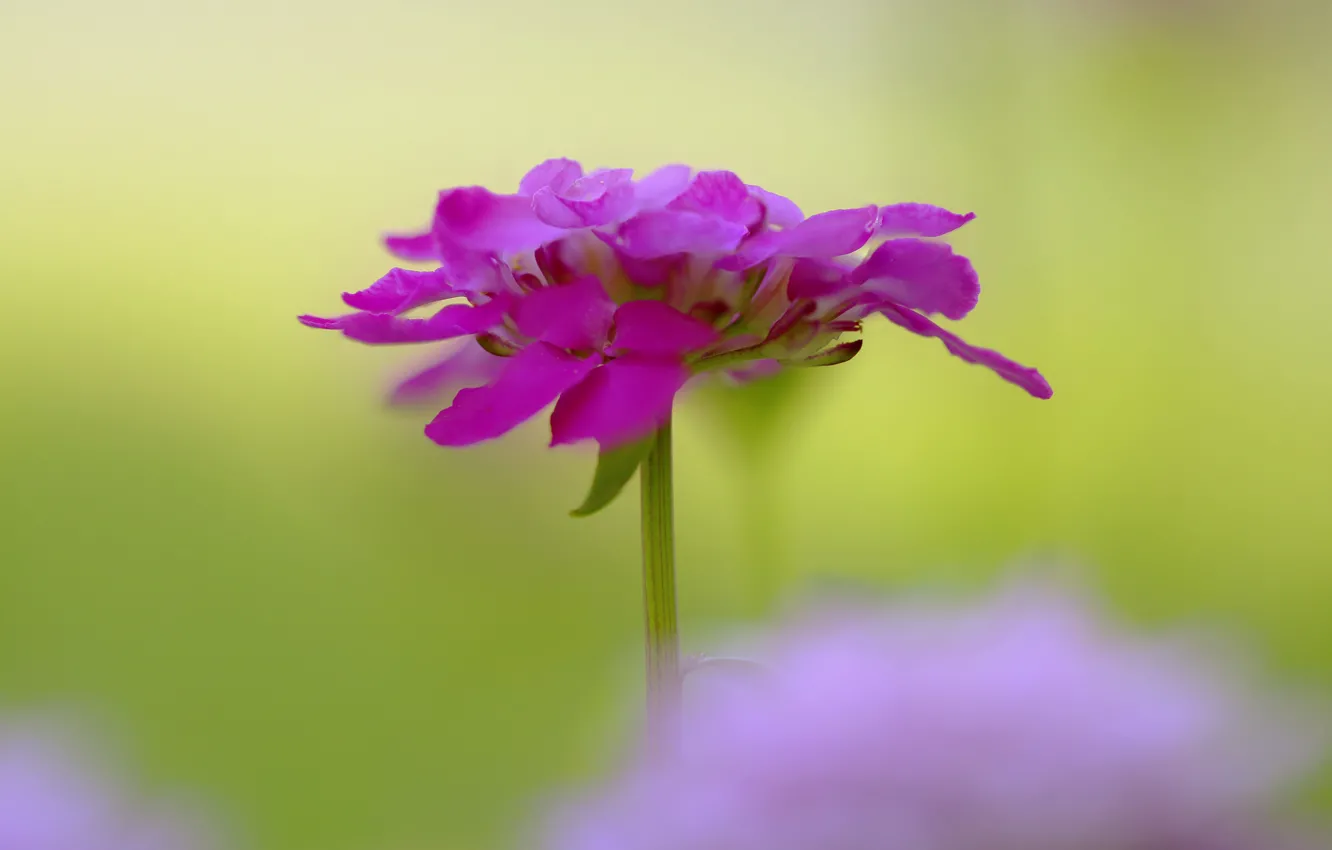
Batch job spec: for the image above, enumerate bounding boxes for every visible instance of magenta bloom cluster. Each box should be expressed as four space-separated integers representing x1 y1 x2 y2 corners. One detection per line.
0 722 218 850
541 585 1326 850
301 160 1051 449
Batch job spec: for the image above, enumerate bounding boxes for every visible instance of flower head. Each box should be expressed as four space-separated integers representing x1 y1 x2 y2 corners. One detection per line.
301 160 1051 454
0 720 220 850
539 583 1327 850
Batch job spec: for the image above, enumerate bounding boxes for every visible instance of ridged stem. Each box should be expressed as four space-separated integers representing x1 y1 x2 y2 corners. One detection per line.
639 418 681 750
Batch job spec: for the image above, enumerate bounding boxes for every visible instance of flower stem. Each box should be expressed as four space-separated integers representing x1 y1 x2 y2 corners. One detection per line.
640 417 681 751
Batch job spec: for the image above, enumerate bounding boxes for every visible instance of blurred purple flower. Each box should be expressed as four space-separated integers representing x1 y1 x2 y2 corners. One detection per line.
0 721 220 850
540 583 1327 850
301 160 1050 451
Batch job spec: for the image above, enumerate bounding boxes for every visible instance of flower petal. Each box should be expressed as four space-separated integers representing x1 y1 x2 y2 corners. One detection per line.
786 258 855 300
851 239 979 320
341 267 454 314
382 230 437 262
532 178 636 228
295 315 342 330
587 167 634 182
549 358 689 447
441 247 508 294
299 295 509 344
425 342 599 446
714 206 877 272
593 234 685 287
381 231 502 294
876 302 1052 398
875 203 976 237
713 229 784 271
613 210 748 259
388 340 503 406
433 186 564 255
610 300 721 357
513 276 615 351
667 171 763 228
777 205 878 257
630 164 693 211
518 158 583 196
748 185 804 228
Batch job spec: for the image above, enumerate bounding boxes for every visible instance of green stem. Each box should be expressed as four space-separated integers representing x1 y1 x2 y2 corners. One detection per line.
639 418 681 750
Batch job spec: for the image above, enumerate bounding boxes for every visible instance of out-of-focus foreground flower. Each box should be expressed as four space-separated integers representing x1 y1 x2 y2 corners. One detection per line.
539 583 1328 850
301 160 1051 454
0 719 220 850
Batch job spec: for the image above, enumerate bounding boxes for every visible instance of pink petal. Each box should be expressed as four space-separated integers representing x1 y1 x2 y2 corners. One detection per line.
777 205 878 257
549 358 689 448
341 267 454 314
583 167 635 184
299 295 509 344
381 231 503 293
631 165 693 212
786 258 855 300
388 340 503 406
713 229 784 271
383 230 437 262
296 315 342 330
610 300 720 357
613 210 748 259
534 241 572 283
424 342 599 446
532 176 636 228
714 206 876 272
667 171 763 228
513 276 615 351
593 234 685 287
438 245 508 294
433 186 564 255
519 158 584 196
852 239 979 320
876 302 1052 398
748 185 805 228
875 203 976 237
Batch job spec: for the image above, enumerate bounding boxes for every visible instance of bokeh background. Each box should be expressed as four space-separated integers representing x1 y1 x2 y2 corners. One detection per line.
2 0 1330 847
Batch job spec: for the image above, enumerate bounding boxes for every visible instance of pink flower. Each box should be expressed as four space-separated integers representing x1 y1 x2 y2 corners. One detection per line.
301 160 1051 453
538 583 1327 850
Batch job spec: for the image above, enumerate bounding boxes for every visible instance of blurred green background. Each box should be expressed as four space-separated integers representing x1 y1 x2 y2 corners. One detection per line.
2 0 1330 847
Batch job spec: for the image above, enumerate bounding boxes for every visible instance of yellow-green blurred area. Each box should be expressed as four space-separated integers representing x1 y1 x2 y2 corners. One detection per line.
2 0 1330 847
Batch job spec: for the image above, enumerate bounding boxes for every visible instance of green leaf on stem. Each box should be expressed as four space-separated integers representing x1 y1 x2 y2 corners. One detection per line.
796 338 863 368
569 436 653 517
